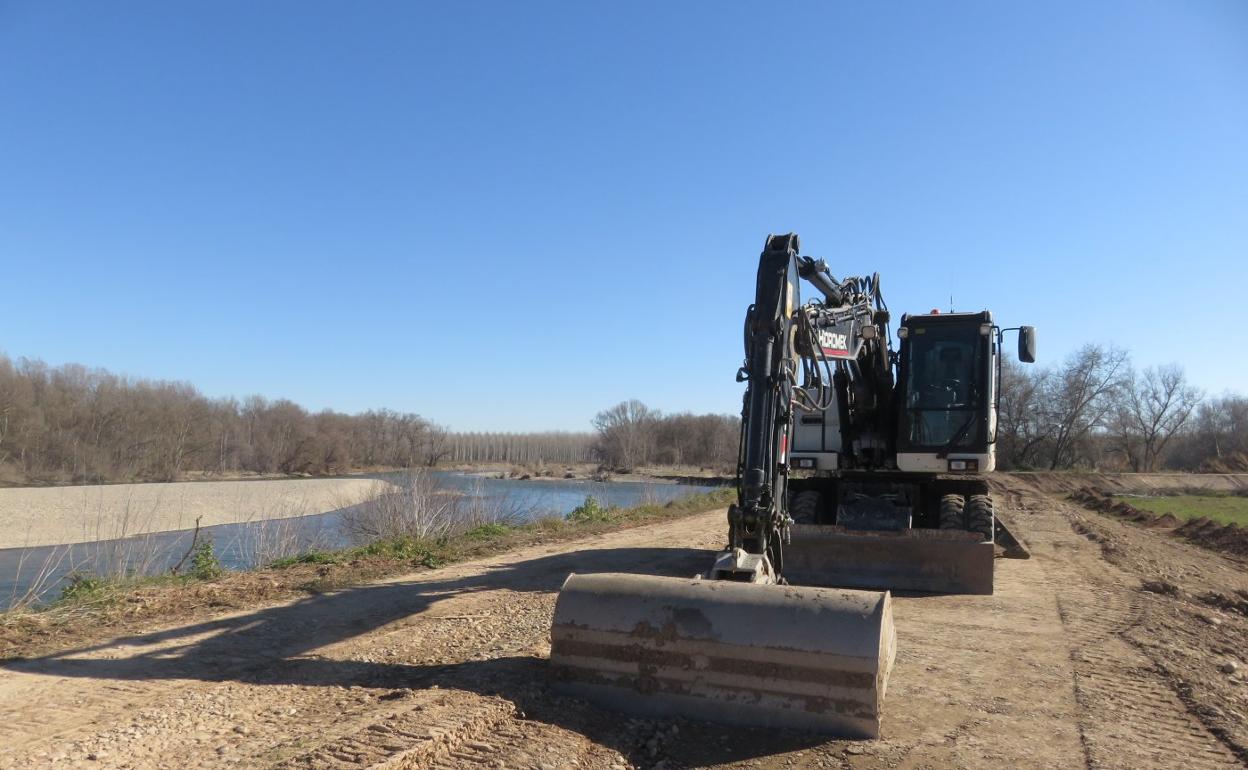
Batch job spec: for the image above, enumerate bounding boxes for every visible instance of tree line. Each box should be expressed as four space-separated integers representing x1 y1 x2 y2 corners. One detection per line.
0 354 737 485
1 346 1242 486
996 344 1245 472
589 348 1248 475
590 400 740 471
442 431 596 466
0 355 448 484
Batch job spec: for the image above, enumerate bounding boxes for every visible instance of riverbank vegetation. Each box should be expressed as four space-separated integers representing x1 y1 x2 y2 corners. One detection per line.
0 486 734 659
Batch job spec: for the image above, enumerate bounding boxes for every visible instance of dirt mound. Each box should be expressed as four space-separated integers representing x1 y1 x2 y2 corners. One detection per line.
1068 488 1171 528
1018 471 1248 496
1069 487 1248 558
1176 516 1216 535
1200 452 1248 473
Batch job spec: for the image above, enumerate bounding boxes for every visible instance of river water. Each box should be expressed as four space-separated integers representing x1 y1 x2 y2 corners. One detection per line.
0 472 719 609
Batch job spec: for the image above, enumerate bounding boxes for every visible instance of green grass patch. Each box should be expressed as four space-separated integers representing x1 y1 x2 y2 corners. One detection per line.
269 550 341 568
1116 494 1248 526
346 536 445 567
463 523 512 540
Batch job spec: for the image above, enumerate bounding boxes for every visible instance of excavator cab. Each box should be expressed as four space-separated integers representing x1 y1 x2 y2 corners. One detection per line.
896 311 996 474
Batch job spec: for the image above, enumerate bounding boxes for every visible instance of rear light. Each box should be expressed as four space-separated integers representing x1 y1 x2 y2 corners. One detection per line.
948 459 979 472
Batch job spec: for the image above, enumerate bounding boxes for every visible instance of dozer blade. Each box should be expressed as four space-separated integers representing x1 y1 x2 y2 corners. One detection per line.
784 524 995 595
549 573 896 738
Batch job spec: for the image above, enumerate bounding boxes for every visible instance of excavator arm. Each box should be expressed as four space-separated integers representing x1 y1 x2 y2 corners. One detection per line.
718 233 893 582
725 234 801 578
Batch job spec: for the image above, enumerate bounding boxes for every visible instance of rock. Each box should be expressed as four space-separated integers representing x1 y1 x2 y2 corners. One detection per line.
1219 660 1239 675
1141 579 1179 597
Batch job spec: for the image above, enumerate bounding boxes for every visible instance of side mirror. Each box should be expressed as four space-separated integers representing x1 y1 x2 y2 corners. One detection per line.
1018 326 1037 363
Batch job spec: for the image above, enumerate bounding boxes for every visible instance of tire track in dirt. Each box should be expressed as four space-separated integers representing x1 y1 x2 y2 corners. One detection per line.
1008 487 1242 769
267 690 517 770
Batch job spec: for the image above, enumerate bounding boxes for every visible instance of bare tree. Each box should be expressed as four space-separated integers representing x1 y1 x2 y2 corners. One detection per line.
444 431 596 466
1040 344 1130 470
1170 394 1248 471
1112 365 1202 471
996 359 1050 469
593 400 658 471
591 402 738 471
421 424 451 467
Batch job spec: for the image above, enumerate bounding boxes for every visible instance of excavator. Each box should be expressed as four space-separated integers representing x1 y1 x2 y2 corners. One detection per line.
550 233 1036 737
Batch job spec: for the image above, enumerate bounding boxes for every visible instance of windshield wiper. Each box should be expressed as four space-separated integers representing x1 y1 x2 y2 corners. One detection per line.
937 413 977 459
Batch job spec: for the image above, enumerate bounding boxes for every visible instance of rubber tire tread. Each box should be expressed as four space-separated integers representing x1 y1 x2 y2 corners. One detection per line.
791 490 821 524
965 493 995 542
939 494 966 530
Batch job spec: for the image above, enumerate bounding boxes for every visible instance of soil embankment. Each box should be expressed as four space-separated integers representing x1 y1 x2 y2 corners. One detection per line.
1010 470 1248 495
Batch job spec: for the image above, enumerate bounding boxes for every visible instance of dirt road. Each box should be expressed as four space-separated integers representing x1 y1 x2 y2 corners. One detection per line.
1 477 1245 769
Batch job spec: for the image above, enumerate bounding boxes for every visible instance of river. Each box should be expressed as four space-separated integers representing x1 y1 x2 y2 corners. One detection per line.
0 472 720 609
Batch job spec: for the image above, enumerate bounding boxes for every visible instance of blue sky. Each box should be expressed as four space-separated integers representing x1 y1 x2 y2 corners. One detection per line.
1 2 1245 431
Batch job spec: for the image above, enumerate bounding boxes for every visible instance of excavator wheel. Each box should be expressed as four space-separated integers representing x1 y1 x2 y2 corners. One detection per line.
938 493 966 530
791 490 822 524
965 494 994 542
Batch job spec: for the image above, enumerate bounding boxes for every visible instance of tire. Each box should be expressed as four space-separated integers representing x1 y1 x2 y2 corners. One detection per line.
965 494 995 542
790 490 821 524
939 494 966 530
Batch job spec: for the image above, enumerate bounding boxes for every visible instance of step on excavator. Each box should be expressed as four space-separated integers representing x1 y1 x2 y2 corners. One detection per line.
550 233 1036 737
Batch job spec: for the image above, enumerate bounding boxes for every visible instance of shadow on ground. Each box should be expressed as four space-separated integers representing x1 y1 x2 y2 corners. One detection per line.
2 544 829 765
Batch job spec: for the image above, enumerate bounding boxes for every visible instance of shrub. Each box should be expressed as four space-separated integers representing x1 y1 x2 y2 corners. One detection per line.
464 523 510 540
351 536 443 568
191 538 224 580
566 495 613 523
58 574 110 605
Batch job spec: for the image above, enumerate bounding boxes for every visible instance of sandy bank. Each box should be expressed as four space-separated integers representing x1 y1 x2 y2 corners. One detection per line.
0 478 389 549
1008 471 1248 495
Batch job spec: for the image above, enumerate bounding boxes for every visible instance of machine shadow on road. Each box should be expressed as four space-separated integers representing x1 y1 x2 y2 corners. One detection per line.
1 545 827 763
